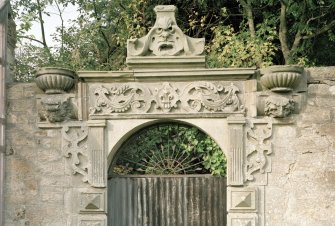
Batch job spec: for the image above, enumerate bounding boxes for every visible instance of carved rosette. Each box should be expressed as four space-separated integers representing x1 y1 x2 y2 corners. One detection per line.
62 125 89 183
89 85 152 115
245 121 272 184
181 82 243 113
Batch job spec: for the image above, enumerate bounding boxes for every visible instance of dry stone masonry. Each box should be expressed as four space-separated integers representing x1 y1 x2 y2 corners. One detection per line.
3 5 335 226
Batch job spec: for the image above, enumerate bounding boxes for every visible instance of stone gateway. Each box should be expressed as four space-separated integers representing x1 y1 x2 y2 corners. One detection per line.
2 5 335 226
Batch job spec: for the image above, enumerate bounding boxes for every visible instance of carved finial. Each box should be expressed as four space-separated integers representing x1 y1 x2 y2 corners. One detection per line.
154 5 177 24
127 5 205 57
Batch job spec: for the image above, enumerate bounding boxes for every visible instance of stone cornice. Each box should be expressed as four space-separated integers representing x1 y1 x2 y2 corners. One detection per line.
78 68 257 82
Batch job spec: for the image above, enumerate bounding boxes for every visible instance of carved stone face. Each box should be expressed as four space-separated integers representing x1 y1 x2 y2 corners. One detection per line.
149 17 183 56
39 96 75 123
264 96 295 118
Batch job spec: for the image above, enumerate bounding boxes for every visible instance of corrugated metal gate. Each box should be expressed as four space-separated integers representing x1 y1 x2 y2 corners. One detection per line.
108 175 226 226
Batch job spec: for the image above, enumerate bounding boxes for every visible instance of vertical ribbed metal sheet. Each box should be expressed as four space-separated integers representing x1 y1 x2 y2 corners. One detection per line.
108 175 226 226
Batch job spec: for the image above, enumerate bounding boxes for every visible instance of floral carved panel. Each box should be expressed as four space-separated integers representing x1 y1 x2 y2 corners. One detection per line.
89 81 245 118
62 125 89 183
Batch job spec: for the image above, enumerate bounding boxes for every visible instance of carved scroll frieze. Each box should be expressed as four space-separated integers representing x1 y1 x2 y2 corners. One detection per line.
62 125 89 183
181 82 243 113
264 95 295 118
89 85 152 115
89 82 244 116
38 94 77 123
245 120 272 184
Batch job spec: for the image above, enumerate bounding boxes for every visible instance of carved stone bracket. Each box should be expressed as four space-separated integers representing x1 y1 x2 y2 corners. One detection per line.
62 124 89 183
38 94 77 123
89 82 244 117
264 95 295 118
245 120 273 185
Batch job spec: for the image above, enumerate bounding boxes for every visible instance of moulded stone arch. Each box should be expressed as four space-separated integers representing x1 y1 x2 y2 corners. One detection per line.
106 118 230 168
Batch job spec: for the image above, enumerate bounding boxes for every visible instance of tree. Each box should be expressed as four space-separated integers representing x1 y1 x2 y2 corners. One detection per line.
237 0 335 64
12 0 335 82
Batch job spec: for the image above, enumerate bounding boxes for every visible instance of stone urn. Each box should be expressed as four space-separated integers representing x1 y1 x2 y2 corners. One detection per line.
35 67 77 94
260 65 303 92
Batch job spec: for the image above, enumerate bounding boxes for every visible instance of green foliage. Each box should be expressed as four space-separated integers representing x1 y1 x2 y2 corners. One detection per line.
112 124 227 176
207 22 277 68
11 0 335 82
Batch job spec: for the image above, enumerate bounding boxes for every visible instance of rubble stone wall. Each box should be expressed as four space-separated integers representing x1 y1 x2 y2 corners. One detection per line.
4 67 335 226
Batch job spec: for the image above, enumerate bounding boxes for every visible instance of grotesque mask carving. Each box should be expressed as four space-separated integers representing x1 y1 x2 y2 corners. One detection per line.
127 5 204 57
264 95 295 118
39 95 77 123
149 17 183 56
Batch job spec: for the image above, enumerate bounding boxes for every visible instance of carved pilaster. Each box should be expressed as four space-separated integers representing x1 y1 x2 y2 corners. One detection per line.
62 124 89 183
227 117 246 186
245 119 273 185
87 120 107 188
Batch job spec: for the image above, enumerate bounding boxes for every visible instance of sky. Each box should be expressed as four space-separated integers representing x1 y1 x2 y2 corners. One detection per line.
17 3 78 47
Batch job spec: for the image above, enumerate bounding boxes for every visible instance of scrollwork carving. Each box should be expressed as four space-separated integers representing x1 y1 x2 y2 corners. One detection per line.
181 82 243 112
245 121 272 182
62 125 89 183
89 85 152 115
90 82 244 116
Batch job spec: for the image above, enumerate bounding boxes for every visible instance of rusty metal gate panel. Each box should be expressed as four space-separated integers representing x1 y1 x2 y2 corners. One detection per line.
108 175 226 226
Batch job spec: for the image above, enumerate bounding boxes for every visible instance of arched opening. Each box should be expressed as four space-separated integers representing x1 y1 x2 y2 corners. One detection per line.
107 122 227 226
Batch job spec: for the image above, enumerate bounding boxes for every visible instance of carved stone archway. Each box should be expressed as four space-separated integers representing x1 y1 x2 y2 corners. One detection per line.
35 5 306 226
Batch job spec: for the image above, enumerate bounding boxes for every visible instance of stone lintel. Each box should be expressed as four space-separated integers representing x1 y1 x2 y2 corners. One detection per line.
89 113 245 120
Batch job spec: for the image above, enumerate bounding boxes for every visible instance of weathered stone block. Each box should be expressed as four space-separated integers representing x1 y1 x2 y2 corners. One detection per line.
300 105 332 123
308 84 332 96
